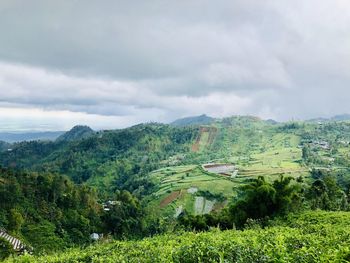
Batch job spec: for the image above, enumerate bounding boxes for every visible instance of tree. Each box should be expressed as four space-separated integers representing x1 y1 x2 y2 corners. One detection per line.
0 237 14 260
103 190 144 238
307 175 348 211
8 209 24 233
229 176 301 228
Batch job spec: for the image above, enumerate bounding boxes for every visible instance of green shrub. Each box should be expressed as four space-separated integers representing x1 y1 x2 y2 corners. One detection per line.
0 237 15 260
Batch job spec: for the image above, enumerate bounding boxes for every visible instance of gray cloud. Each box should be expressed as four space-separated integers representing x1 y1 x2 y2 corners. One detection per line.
0 0 350 130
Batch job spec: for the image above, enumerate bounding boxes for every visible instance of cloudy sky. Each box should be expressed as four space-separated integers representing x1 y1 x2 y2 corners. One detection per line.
0 0 350 131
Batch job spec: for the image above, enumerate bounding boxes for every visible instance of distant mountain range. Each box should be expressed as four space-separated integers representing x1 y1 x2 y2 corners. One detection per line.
308 114 350 123
0 131 65 143
0 125 95 143
2 113 350 143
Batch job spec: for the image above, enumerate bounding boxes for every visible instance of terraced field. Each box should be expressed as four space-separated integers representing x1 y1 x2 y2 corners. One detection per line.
142 120 315 218
147 165 238 216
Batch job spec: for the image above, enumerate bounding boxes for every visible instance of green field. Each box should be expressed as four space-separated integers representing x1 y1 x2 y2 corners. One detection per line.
147 165 238 216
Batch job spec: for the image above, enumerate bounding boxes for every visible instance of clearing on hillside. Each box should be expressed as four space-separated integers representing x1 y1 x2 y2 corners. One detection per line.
192 127 218 152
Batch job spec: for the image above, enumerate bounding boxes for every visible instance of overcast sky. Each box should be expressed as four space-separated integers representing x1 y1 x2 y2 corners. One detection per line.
0 0 350 131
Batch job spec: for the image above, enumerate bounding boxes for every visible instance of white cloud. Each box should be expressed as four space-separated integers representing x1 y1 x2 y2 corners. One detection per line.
0 1 350 130
0 62 252 130
0 106 156 132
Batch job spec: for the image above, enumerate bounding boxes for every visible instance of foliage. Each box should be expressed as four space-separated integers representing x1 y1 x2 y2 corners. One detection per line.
0 124 197 195
179 175 302 230
0 167 102 252
307 169 348 210
0 237 15 260
5 211 350 263
102 190 144 238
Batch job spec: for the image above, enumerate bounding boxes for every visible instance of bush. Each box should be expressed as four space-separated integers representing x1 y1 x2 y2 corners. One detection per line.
0 237 15 260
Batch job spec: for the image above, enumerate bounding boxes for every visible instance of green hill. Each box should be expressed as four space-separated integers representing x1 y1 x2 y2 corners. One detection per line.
3 116 350 217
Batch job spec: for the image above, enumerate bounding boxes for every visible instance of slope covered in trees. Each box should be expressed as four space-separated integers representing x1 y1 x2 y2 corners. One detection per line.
0 124 197 191
0 168 151 253
0 168 102 252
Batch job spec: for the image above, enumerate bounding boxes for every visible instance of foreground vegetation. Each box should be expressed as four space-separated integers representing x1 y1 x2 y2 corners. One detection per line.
5 211 350 262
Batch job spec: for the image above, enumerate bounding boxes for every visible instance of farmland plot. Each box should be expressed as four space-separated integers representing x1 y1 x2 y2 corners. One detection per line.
194 197 204 215
194 197 216 215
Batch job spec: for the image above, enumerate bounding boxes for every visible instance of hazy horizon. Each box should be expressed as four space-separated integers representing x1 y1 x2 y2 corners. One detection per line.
0 112 350 133
1 1 350 131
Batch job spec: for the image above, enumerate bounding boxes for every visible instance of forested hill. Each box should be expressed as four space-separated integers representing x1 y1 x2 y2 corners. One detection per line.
4 116 350 196
0 123 197 192
0 167 102 252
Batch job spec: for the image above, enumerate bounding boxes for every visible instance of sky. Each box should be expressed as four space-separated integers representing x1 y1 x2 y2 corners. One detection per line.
0 0 350 131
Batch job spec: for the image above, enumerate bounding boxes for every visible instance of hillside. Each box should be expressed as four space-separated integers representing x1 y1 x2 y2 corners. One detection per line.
0 167 103 252
2 117 350 218
5 211 350 262
0 124 197 190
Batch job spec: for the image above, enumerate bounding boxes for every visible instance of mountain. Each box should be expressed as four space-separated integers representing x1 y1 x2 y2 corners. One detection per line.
170 114 215 127
56 125 95 142
331 114 350 121
0 131 64 143
308 114 350 123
